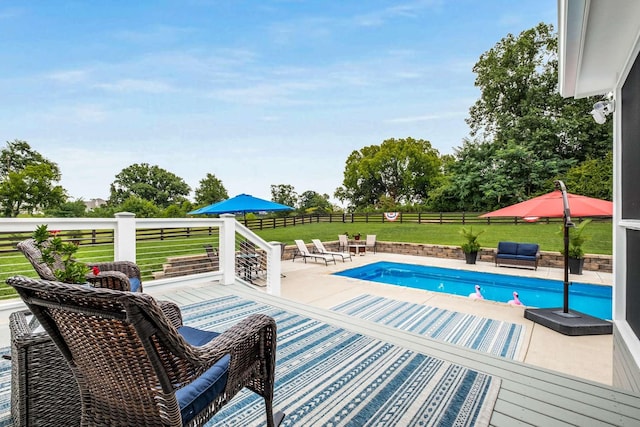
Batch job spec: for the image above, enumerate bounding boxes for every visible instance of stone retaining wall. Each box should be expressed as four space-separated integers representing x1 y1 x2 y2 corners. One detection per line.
307 241 612 273
152 254 218 279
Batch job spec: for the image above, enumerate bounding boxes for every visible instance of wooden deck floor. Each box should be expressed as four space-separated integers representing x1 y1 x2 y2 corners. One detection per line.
149 280 640 427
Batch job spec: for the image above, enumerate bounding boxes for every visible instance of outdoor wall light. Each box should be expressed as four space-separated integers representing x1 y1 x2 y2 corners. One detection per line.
590 92 615 124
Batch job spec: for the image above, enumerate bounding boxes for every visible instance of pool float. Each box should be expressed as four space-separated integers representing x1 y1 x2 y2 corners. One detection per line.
508 291 523 305
469 285 484 299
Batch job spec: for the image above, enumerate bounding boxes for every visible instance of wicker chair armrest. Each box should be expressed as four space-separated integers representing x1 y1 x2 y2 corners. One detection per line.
9 310 40 340
190 313 276 398
159 301 183 328
87 261 141 281
86 271 132 291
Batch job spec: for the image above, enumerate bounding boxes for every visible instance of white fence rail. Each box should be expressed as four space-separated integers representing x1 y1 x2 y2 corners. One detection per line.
0 213 281 297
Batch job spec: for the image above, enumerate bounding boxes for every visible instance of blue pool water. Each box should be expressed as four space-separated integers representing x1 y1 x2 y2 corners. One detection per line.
334 261 612 320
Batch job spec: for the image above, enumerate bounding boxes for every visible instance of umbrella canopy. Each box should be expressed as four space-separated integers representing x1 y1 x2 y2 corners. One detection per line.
188 193 294 215
480 190 612 219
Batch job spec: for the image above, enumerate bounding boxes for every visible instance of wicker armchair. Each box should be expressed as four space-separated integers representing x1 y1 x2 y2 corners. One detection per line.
7 275 283 427
17 238 143 292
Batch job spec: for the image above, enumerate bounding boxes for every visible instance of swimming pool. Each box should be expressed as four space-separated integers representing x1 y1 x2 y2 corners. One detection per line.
334 261 612 320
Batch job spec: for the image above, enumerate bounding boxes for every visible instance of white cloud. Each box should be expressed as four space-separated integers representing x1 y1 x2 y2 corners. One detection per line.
354 0 442 27
41 104 109 124
47 69 91 84
112 25 197 44
94 79 174 94
385 111 466 123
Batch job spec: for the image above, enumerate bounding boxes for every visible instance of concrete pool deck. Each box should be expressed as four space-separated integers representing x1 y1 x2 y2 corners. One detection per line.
0 250 612 387
275 251 613 385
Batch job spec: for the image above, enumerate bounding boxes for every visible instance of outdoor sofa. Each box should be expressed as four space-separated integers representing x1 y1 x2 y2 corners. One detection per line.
495 241 540 270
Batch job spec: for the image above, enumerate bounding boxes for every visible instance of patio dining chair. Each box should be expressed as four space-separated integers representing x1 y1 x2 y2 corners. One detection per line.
338 234 349 252
203 244 220 270
17 238 143 292
365 235 377 254
236 240 263 282
6 275 284 427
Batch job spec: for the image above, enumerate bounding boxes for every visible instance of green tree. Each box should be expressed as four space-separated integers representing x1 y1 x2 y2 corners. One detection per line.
84 204 117 218
109 163 190 208
335 137 441 210
298 191 332 214
161 201 194 218
0 139 52 176
445 22 612 211
118 195 161 218
561 152 613 200
44 199 87 217
161 205 186 218
194 173 228 206
270 184 298 208
0 140 66 217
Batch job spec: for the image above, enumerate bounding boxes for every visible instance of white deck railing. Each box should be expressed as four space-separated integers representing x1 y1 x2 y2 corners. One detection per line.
0 213 281 296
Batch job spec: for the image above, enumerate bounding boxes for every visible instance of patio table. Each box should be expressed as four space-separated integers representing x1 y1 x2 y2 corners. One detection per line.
348 244 366 256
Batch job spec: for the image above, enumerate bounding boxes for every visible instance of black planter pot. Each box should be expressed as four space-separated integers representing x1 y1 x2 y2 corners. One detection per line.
464 251 478 265
568 257 584 275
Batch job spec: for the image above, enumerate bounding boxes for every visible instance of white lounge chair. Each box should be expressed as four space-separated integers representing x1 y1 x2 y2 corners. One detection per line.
293 240 336 265
312 239 352 262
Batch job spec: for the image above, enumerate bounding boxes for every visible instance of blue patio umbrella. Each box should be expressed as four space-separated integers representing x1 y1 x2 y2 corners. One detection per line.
188 193 294 216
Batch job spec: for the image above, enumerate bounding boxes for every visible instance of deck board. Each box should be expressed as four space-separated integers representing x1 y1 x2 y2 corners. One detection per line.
489 409 537 426
148 281 640 427
500 381 636 425
496 388 614 427
491 398 573 427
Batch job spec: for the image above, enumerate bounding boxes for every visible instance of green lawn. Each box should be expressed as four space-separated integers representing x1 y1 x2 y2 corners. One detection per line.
1 220 611 300
251 221 612 255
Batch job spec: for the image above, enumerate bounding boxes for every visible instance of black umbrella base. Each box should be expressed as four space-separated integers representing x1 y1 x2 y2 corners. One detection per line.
524 308 612 336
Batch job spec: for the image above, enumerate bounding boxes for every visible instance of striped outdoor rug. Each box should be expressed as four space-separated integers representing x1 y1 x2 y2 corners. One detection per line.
331 294 525 360
0 295 501 426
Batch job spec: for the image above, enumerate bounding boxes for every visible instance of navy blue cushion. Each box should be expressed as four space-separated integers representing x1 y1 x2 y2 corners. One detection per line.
129 277 141 292
496 253 518 259
517 244 539 257
178 326 220 347
176 354 230 425
497 242 518 255
515 255 536 261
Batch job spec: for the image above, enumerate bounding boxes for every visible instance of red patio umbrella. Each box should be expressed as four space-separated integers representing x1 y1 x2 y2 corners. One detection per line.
480 190 612 219
481 184 612 322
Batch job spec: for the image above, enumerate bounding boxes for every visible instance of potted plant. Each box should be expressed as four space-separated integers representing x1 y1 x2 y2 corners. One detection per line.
563 219 591 275
32 224 90 283
345 232 361 241
459 226 484 264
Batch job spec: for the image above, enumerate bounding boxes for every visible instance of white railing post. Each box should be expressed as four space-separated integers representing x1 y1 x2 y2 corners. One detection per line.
267 242 282 296
219 214 237 285
114 212 137 262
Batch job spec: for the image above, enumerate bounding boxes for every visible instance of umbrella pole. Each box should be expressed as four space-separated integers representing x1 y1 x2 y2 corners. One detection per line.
563 215 570 313
555 180 574 314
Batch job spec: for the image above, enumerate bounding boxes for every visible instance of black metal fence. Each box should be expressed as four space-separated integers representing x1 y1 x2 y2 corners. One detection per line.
238 212 610 230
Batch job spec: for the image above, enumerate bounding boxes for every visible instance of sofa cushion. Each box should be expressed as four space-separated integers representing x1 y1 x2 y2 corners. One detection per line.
517 244 539 258
496 253 518 259
497 241 518 255
176 354 230 425
178 326 220 347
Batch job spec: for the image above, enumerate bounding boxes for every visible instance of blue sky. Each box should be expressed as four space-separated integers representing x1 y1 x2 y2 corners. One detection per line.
0 0 556 205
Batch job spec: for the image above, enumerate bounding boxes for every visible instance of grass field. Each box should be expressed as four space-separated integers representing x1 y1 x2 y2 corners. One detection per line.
251 221 612 255
1 220 612 300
